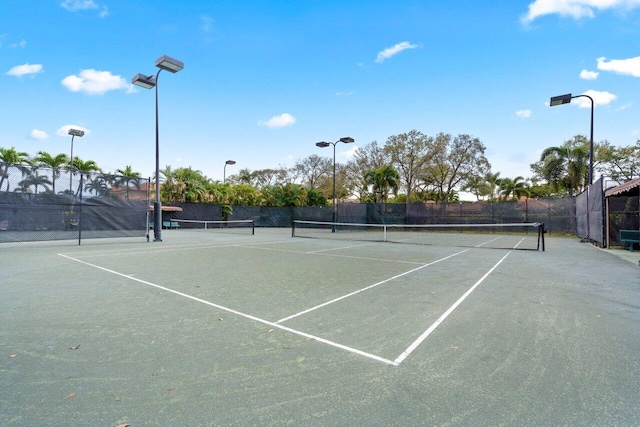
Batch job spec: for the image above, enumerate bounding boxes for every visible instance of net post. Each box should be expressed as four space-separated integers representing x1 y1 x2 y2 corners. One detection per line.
535 222 545 251
291 220 295 238
251 219 255 235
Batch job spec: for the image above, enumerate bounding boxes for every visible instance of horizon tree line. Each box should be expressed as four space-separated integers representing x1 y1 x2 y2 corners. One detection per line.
2 131 638 206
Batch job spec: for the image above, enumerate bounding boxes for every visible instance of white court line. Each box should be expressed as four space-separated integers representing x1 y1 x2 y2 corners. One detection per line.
57 253 396 366
393 251 512 365
307 241 379 253
59 239 296 259
276 248 470 324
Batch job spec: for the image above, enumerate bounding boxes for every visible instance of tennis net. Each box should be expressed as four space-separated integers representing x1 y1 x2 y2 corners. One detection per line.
173 219 255 235
292 220 545 251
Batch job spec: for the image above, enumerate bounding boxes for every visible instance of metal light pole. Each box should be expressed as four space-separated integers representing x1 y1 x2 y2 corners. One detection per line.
132 55 184 242
316 137 354 229
549 93 594 185
68 128 85 195
224 160 236 184
550 92 595 243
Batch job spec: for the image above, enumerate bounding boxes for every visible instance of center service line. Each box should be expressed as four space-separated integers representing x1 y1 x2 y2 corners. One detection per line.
58 253 396 366
393 251 512 365
276 249 470 324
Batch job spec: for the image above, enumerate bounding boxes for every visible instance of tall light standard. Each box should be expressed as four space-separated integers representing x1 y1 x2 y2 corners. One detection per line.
550 92 595 243
68 128 85 195
316 137 354 228
224 160 236 184
549 93 594 185
132 55 184 242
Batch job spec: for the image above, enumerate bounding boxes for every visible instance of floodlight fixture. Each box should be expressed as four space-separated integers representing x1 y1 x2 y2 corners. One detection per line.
316 141 331 148
224 160 236 184
550 93 572 107
68 128 85 137
131 73 157 89
339 137 355 144
155 55 184 73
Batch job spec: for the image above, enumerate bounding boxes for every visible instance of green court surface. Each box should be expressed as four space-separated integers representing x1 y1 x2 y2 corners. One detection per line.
1 228 639 426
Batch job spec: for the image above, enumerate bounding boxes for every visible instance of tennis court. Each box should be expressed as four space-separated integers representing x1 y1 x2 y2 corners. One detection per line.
1 226 639 426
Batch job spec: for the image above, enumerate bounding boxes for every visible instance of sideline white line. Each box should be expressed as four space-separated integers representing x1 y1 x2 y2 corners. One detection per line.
57 253 396 366
393 251 512 365
276 249 470 324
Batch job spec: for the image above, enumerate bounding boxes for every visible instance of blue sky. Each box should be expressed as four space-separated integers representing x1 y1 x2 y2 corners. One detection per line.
2 0 639 183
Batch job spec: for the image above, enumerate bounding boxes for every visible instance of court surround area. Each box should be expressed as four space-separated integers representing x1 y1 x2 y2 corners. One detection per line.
1 227 639 426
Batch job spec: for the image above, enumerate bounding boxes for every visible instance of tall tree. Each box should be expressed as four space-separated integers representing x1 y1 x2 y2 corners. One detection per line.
364 165 400 203
0 147 29 192
421 133 490 203
294 154 332 190
34 151 68 195
498 176 530 200
345 140 389 201
71 158 101 197
115 165 142 200
538 136 589 197
384 130 434 204
596 140 640 182
17 170 52 194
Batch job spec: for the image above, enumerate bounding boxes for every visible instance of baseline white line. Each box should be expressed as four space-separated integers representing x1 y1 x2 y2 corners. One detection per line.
276 248 470 324
393 251 512 365
57 253 396 366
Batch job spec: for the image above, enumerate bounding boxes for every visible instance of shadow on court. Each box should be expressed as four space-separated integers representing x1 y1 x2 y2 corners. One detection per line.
1 228 639 426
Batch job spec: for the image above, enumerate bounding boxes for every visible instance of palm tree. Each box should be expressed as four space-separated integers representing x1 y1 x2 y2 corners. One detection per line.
34 151 68 195
84 174 110 196
484 171 502 201
539 143 589 197
499 176 530 201
16 170 52 194
115 165 142 200
364 165 400 203
71 158 101 197
0 147 29 192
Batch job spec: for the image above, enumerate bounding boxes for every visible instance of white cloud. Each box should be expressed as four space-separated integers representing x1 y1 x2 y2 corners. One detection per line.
61 69 130 95
516 109 532 118
580 69 599 80
11 39 26 49
6 63 43 77
57 125 90 137
521 0 640 24
597 56 640 77
60 0 98 12
335 91 354 96
573 89 617 108
375 41 419 63
258 113 296 128
30 129 49 140
61 0 108 17
343 146 359 159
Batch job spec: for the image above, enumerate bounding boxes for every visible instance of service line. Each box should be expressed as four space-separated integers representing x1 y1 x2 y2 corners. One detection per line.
393 251 512 365
276 248 470 324
58 253 396 366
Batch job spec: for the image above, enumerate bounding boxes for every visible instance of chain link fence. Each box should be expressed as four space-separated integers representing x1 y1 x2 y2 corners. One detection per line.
0 163 150 244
